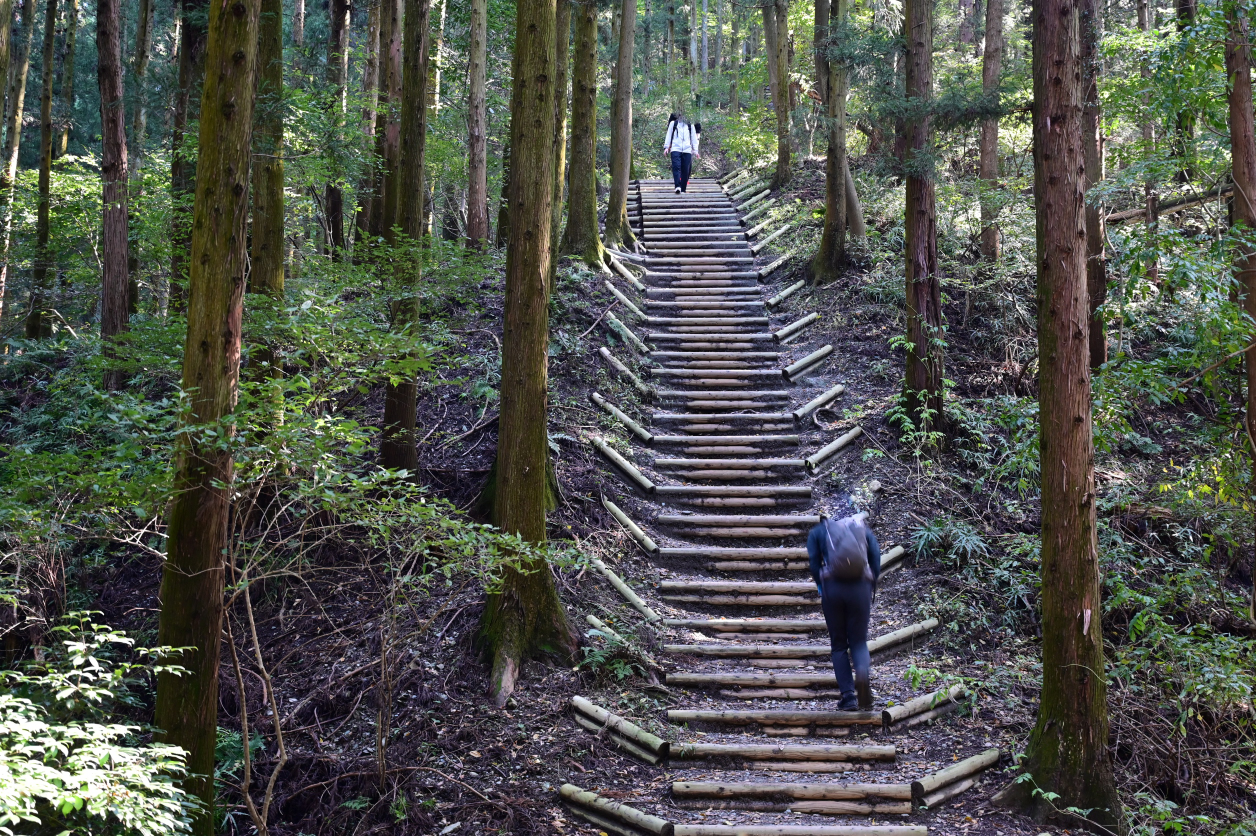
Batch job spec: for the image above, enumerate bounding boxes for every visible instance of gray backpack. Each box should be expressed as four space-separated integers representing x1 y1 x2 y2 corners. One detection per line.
820 515 872 582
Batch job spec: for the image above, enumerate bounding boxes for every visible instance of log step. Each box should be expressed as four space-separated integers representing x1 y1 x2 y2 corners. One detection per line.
657 514 819 527
668 708 882 727
662 618 825 632
654 458 805 469
652 435 799 446
659 580 815 593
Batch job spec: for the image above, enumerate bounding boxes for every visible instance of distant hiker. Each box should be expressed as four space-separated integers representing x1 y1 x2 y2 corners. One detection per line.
663 114 700 194
807 513 881 711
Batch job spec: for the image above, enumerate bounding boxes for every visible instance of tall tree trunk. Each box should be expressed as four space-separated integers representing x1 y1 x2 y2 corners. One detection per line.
54 0 76 157
324 0 350 255
466 0 489 244
549 0 571 285
958 0 975 45
372 0 403 242
495 143 511 246
1228 0 1256 622
701 0 708 80
642 0 651 81
767 0 790 189
0 0 35 323
379 0 432 472
352 0 381 249
811 0 848 283
249 0 284 368
902 0 941 426
1138 0 1157 285
421 0 446 236
978 0 1002 262
127 0 153 310
478 0 575 707
293 0 304 47
991 0 1124 825
560 0 604 266
813 0 826 103
169 0 209 313
666 3 674 85
0 0 11 140
154 0 260 829
24 0 57 339
1172 0 1195 182
762 2 777 107
689 0 697 94
1082 0 1105 368
98 0 128 389
604 0 636 247
728 5 738 111
714 0 722 73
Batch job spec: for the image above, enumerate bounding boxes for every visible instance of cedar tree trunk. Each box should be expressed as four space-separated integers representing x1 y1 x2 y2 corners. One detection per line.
604 0 637 248
902 0 942 427
729 7 738 111
323 0 350 255
811 0 848 283
154 0 260 830
249 0 284 373
479 0 576 706
978 0 1002 261
466 0 489 244
24 0 57 339
169 0 209 312
768 0 790 190
55 0 77 158
549 0 571 287
0 0 34 323
98 0 129 390
352 0 381 249
991 0 1124 827
127 0 153 310
561 0 605 266
1082 0 1105 368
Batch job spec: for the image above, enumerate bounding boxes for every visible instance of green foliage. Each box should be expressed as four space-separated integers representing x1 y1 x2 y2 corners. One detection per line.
0 614 197 835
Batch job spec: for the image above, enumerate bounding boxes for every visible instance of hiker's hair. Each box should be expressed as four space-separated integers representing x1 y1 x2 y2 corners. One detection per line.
694 122 702 133
667 112 678 123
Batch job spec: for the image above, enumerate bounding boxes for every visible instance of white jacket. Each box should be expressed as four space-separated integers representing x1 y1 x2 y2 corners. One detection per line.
664 119 698 154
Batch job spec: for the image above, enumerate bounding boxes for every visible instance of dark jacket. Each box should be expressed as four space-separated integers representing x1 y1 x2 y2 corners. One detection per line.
808 520 881 588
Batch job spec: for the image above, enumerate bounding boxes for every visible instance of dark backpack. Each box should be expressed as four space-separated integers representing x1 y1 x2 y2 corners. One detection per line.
820 515 872 582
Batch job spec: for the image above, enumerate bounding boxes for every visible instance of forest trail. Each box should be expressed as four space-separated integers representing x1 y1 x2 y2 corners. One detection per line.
570 176 1001 835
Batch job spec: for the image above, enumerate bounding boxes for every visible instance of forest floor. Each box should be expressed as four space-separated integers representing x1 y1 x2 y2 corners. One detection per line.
81 154 1255 836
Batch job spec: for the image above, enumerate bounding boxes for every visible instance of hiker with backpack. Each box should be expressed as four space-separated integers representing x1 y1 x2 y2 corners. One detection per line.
808 513 882 711
663 113 700 193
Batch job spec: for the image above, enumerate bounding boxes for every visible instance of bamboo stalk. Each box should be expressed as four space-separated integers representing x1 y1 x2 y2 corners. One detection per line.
910 748 1000 807
805 427 864 473
773 313 820 342
559 784 674 836
590 556 661 622
591 436 655 494
590 392 653 442
601 495 659 551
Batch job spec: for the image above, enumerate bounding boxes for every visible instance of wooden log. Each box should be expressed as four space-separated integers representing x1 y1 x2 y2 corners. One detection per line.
672 781 911 801
784 346 834 381
585 613 624 641
920 776 975 809
661 594 818 605
564 800 640 836
773 313 821 342
759 249 799 279
602 495 659 552
655 458 805 469
746 761 859 773
668 709 881 727
654 486 811 498
898 700 960 730
571 712 663 764
721 688 845 699
671 742 894 762
590 392 653 442
708 560 811 572
665 672 841 687
805 427 864 473
605 312 651 353
647 316 770 326
653 411 793 421
664 643 828 658
750 223 792 255
571 695 670 759
590 557 661 622
600 346 656 398
673 826 927 836
879 545 907 574
591 437 655 494
653 434 799 446
741 199 780 225
662 618 824 632
738 189 773 209
560 784 674 836
605 279 647 321
670 799 912 816
659 580 814 593
910 748 1000 807
868 617 939 653
657 514 819 527
747 216 776 238
609 255 648 290
766 280 806 309
882 683 965 731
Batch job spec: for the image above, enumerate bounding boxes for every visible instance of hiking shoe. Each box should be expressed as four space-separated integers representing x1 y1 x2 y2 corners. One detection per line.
838 695 859 712
675 187 681 193
856 677 873 711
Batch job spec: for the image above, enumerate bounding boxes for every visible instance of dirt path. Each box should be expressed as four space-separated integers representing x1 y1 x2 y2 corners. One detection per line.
561 175 1006 836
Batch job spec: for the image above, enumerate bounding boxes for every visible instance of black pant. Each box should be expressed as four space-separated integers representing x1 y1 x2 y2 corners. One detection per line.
670 151 692 191
819 577 873 703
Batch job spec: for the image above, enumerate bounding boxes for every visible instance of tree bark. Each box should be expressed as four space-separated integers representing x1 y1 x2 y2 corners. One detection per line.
97 0 128 389
0 0 11 145
701 0 708 80
1227 0 1256 622
604 0 637 247
768 0 790 190
466 0 489 245
324 0 350 255
991 0 1124 826
249 0 284 362
1082 0 1105 368
371 0 403 243
169 0 209 313
352 0 382 250
811 0 847 283
560 0 605 266
958 0 975 45
1171 0 1196 182
126 0 153 311
714 0 722 73
689 0 697 94
978 0 1002 261
902 0 941 426
1137 0 1157 285
729 5 738 112
549 0 571 285
54 0 77 158
479 0 576 707
0 0 35 324
762 3 778 107
293 0 304 47
667 3 674 86
379 0 432 473
24 0 58 339
154 0 260 830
